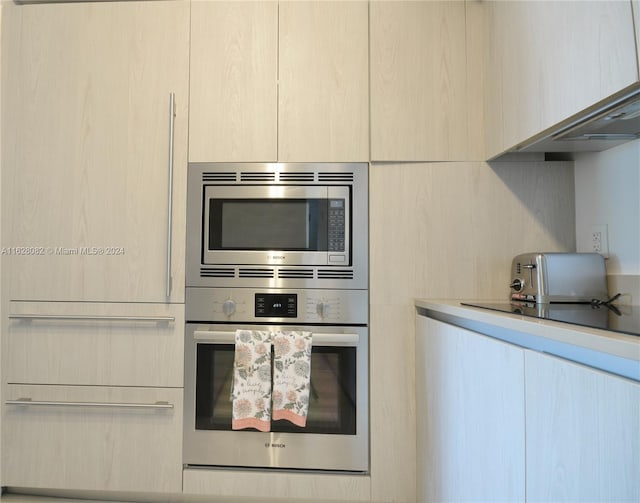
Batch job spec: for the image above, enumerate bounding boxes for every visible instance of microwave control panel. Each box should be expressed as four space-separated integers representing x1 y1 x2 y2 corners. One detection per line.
328 199 346 252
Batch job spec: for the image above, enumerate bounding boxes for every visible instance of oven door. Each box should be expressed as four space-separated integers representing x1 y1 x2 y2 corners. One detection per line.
202 185 351 266
183 323 369 473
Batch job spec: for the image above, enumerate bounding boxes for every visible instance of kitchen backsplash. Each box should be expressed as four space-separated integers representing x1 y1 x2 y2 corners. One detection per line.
607 274 640 306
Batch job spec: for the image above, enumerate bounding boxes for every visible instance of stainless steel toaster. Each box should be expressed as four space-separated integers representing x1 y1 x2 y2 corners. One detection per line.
510 252 608 304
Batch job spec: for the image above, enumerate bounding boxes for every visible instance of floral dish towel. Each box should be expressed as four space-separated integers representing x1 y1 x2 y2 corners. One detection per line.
231 329 272 431
272 331 313 427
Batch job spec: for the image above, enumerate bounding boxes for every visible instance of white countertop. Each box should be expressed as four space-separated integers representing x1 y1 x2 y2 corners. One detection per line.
415 299 640 381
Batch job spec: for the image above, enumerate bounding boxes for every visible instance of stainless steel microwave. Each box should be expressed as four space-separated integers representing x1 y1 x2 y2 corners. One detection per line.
186 163 368 290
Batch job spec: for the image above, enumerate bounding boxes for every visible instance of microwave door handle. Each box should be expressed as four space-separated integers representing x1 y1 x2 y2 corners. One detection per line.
193 330 359 346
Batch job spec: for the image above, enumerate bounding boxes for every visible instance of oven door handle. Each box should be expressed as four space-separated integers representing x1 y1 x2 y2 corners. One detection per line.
193 330 359 346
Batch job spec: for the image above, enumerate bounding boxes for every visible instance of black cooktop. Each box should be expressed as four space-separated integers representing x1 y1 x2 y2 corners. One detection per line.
461 301 640 337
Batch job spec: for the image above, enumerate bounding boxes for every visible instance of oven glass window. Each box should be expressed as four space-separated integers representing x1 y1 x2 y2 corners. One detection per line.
195 344 357 434
208 198 344 252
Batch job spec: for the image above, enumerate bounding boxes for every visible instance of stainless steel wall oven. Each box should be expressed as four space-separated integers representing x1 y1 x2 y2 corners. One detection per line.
184 163 369 473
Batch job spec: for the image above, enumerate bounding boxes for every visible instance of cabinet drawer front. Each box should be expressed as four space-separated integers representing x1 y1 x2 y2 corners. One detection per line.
6 302 184 387
2 385 183 493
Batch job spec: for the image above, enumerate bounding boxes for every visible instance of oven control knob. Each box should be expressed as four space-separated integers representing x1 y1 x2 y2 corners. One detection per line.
510 278 525 292
316 302 330 319
222 299 236 317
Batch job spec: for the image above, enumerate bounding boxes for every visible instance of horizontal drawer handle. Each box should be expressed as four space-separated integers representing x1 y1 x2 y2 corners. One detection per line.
9 314 175 323
5 398 174 410
194 330 360 345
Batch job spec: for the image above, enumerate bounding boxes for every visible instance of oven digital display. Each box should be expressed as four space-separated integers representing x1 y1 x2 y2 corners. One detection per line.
255 293 297 318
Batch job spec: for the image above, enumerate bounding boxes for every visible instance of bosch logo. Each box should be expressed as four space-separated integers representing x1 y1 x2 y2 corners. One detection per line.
270 255 286 260
264 443 286 449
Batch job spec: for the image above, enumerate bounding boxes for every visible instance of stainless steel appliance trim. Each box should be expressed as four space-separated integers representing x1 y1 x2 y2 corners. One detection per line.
193 330 359 345
166 92 176 298
186 162 368 291
6 398 174 409
8 314 175 323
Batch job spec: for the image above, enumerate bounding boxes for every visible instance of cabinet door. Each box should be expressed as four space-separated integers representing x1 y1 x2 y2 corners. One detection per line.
1 1 189 303
6 301 184 387
189 1 278 162
278 1 369 162
485 1 638 158
3 384 183 493
370 1 479 161
415 316 526 502
525 350 640 502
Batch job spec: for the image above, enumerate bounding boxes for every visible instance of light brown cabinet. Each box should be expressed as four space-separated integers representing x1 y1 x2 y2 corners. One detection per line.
370 1 483 161
525 351 640 501
6 301 184 388
188 1 368 163
1 2 187 493
417 313 640 502
1 1 189 303
3 385 183 493
484 0 639 158
416 315 526 502
189 1 278 162
278 1 369 161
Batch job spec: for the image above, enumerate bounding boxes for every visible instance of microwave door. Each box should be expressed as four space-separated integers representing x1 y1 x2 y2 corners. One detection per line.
202 185 349 267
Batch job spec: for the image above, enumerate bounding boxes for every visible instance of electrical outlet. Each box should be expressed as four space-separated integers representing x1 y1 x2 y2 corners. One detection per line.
590 224 609 258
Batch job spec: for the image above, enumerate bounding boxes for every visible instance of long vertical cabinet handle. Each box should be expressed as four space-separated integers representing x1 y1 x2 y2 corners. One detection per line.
166 93 176 299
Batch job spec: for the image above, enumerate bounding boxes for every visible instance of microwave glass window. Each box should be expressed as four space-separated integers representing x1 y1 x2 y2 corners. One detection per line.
208 198 345 252
194 344 357 435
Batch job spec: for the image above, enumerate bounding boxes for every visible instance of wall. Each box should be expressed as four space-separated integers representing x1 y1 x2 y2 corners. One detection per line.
574 139 640 302
369 160 575 502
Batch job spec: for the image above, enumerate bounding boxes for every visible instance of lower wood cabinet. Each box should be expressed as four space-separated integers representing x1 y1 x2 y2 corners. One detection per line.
5 301 184 387
2 301 185 493
183 468 370 501
417 314 640 502
525 351 640 502
2 384 183 493
416 315 525 502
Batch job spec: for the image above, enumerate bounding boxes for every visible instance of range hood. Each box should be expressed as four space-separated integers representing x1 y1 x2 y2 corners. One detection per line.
505 83 640 157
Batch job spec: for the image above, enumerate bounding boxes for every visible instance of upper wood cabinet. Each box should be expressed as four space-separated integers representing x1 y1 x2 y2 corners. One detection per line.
189 1 369 163
370 1 484 161
1 1 189 303
278 1 369 162
189 1 278 162
484 0 639 158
